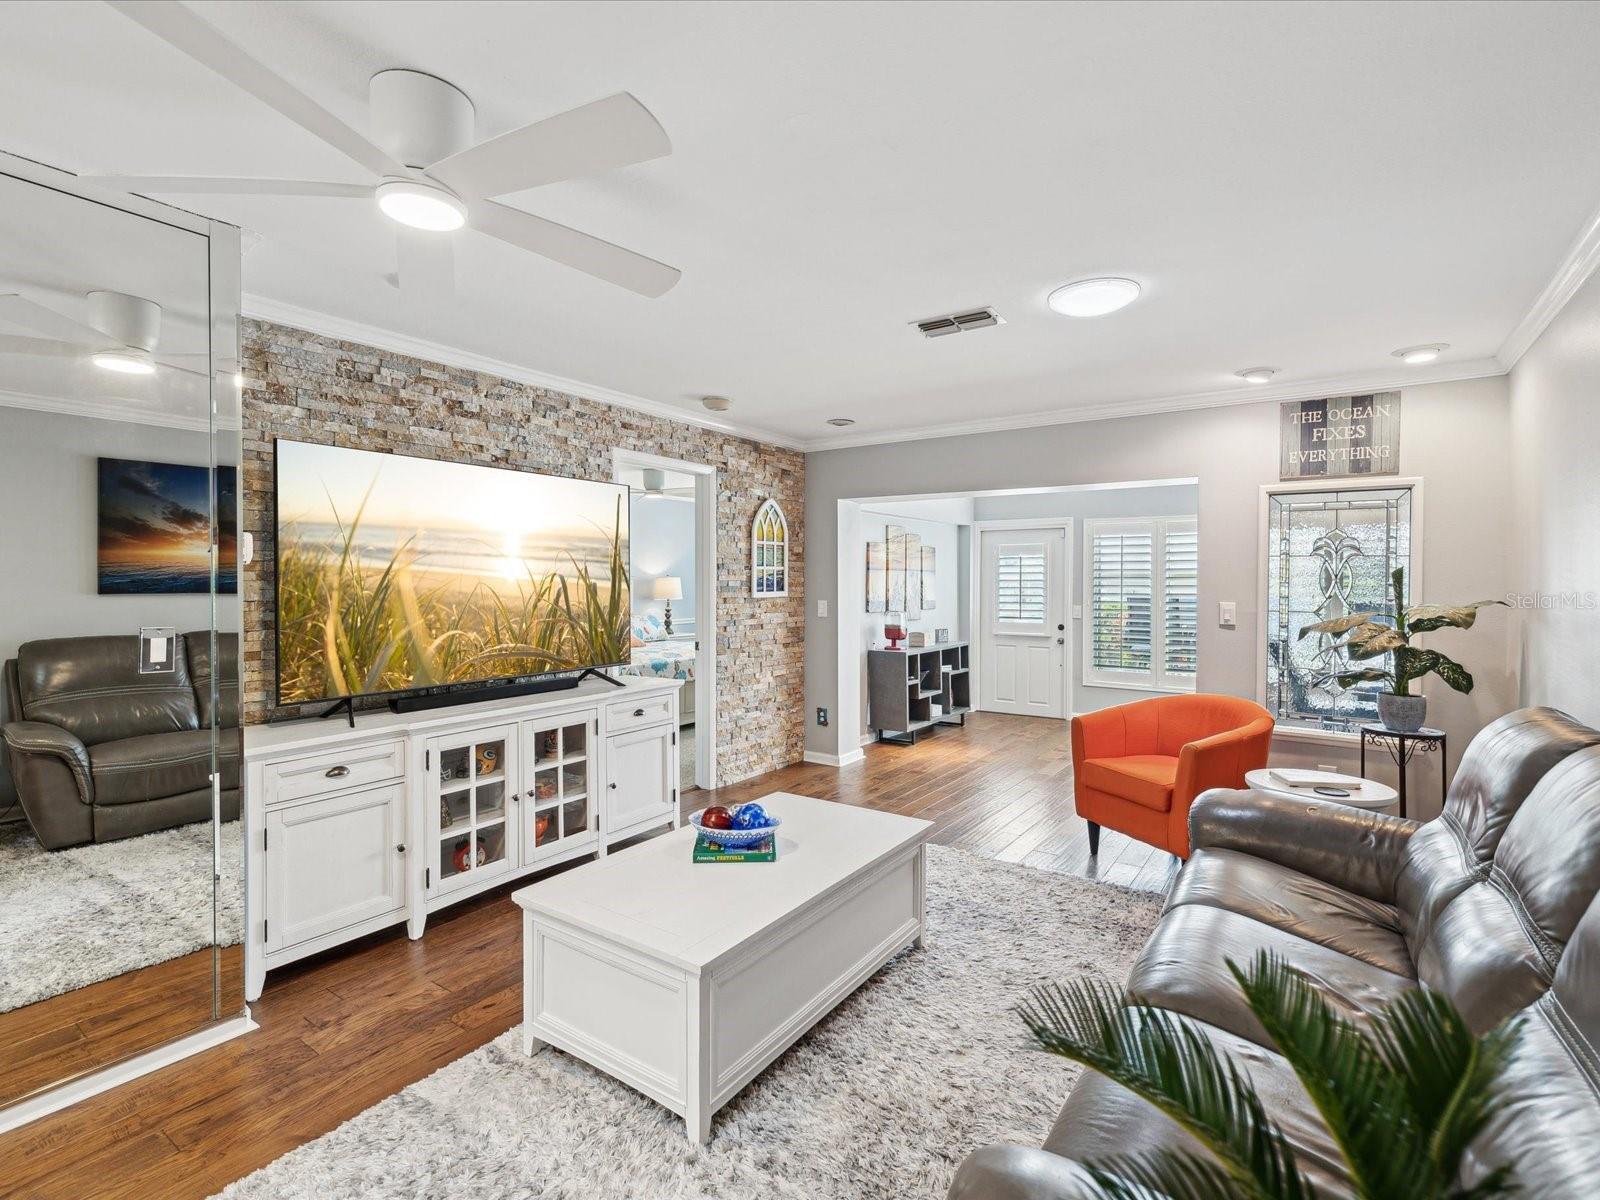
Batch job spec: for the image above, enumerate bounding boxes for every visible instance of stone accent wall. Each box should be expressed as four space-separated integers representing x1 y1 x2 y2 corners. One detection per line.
239 319 805 785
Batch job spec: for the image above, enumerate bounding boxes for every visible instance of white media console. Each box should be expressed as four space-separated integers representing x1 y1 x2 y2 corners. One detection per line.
242 675 683 1001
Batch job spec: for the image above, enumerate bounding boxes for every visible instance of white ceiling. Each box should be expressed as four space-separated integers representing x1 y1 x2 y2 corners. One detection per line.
5 1 1600 449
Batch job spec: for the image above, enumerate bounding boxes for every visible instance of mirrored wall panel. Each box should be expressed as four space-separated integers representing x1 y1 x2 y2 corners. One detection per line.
0 162 243 1109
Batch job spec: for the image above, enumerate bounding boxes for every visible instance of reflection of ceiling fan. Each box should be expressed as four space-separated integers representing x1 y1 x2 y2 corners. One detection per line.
0 291 207 378
85 3 680 299
636 468 693 502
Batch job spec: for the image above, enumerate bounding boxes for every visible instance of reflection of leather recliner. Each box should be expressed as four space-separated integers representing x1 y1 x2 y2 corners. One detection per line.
2 633 240 850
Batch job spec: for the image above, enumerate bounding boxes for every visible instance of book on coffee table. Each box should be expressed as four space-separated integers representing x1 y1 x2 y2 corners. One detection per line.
692 835 776 863
1269 768 1364 790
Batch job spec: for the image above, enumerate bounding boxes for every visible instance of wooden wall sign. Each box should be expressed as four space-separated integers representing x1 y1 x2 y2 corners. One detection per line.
1279 392 1401 480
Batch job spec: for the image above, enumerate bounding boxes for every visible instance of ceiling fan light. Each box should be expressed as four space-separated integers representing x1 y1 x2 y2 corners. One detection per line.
91 348 156 376
376 178 467 232
1047 277 1141 318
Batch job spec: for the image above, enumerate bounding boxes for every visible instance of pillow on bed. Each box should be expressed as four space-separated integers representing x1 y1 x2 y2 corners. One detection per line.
632 612 666 641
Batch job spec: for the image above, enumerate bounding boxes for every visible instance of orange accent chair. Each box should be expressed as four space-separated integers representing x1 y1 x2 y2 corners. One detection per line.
1071 694 1274 860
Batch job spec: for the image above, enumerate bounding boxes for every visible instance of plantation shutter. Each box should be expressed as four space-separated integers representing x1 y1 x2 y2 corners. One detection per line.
1163 523 1199 679
1083 517 1196 692
995 551 1047 624
1089 530 1153 672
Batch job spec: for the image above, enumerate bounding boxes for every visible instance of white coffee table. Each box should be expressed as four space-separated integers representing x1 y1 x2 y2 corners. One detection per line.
512 792 933 1143
1245 768 1399 812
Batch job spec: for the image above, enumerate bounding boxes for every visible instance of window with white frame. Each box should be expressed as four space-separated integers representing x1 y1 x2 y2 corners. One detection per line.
1083 516 1198 691
1264 484 1413 732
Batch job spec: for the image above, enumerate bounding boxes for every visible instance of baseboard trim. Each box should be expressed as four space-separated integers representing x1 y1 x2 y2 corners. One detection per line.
0 1013 257 1134
802 749 866 768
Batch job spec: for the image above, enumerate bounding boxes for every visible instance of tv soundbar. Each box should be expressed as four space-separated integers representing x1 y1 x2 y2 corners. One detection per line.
386 667 624 714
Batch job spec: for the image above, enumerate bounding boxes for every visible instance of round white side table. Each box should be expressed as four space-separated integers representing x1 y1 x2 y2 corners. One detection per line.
1244 769 1399 813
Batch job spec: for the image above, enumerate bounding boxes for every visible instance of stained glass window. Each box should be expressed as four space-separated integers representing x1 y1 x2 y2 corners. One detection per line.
751 499 789 597
1265 485 1412 731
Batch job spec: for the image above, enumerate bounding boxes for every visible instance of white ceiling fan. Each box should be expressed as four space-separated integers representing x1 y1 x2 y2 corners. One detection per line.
0 290 209 378
83 1 681 299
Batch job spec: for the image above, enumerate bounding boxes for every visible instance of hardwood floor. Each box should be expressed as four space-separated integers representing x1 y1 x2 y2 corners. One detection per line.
0 712 1174 1199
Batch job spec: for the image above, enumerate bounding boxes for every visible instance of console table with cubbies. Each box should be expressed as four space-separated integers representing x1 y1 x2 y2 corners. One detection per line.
867 642 972 744
243 675 682 1001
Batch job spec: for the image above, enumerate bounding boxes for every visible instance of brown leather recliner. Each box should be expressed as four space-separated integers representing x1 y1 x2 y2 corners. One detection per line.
1 632 240 850
949 706 1600 1198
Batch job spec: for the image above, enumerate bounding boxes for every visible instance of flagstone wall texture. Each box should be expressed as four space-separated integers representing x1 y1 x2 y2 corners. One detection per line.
239 318 805 785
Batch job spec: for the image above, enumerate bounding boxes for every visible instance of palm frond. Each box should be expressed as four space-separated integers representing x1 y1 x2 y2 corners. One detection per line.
1019 979 1312 1200
1084 1151 1245 1200
1230 953 1423 1199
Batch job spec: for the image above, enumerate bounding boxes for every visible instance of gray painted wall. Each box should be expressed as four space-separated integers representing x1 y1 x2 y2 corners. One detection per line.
0 406 217 807
807 376 1515 819
629 493 697 632
1509 269 1600 722
972 483 1199 715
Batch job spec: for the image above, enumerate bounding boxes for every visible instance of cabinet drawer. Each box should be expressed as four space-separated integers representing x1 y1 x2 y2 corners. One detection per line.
606 693 674 733
262 739 405 806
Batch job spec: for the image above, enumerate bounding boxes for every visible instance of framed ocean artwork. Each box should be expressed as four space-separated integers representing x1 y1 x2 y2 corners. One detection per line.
97 457 237 595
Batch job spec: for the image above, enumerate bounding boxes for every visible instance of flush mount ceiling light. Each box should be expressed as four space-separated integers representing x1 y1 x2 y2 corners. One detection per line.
375 177 467 232
1393 343 1448 365
91 347 157 375
825 417 856 427
1236 367 1277 384
1047 277 1141 318
701 395 732 412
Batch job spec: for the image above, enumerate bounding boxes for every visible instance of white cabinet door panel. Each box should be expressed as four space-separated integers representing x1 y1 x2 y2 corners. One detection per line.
265 783 406 952
605 724 675 837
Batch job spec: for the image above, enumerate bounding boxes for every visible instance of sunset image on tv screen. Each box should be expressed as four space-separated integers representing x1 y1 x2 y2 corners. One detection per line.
274 441 629 705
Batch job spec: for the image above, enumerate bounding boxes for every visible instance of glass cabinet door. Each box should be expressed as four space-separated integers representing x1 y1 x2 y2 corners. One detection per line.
430 726 515 894
522 715 596 863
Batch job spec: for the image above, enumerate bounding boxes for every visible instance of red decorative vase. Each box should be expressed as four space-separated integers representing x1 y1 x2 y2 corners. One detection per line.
884 622 906 650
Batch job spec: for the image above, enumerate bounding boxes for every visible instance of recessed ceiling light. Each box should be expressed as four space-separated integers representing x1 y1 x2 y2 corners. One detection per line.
1236 367 1277 384
1393 343 1448 365
701 395 732 412
91 348 156 376
1047 277 1141 318
376 178 467 232
825 417 856 427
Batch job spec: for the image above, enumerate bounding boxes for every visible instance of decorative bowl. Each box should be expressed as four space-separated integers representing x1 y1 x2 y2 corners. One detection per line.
689 808 781 848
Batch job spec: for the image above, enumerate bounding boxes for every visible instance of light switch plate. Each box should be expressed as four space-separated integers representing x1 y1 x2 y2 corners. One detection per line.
817 599 828 618
139 626 177 674
1219 601 1237 627
241 531 254 565
1071 604 1083 620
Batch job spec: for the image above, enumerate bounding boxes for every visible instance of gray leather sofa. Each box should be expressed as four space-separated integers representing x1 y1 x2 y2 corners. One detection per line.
1 632 240 849
949 706 1600 1198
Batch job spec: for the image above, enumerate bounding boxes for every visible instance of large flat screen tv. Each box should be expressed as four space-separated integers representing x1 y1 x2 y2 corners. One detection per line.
274 439 629 707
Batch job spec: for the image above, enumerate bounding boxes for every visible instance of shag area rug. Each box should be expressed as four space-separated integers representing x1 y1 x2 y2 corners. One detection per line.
217 844 1163 1200
0 818 243 1013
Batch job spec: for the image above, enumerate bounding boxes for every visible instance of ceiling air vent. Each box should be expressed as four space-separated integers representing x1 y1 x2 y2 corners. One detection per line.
914 307 1003 338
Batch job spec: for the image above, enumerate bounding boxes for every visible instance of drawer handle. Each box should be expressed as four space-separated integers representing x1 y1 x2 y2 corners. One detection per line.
609 782 618 790
325 765 350 779
633 707 646 717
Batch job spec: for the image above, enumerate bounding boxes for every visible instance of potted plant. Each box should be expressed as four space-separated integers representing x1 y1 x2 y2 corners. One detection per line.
1296 566 1502 732
1019 951 1524 1198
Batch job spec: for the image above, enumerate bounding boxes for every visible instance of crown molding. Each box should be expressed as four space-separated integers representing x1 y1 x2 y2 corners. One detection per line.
802 357 1507 452
240 293 805 451
0 386 220 433
1496 199 1600 369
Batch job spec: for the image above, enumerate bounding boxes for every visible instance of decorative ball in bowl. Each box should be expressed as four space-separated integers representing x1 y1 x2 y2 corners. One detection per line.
689 803 780 847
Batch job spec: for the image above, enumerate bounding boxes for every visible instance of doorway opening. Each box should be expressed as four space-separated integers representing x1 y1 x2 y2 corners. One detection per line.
612 449 717 793
835 479 1200 755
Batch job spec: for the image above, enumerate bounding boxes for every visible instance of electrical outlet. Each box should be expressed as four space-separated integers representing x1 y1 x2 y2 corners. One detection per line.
816 706 829 727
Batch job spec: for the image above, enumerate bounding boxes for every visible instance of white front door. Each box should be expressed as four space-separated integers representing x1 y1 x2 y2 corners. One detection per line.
979 527 1066 718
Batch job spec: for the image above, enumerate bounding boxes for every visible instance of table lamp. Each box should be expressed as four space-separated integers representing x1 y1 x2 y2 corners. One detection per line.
653 576 683 635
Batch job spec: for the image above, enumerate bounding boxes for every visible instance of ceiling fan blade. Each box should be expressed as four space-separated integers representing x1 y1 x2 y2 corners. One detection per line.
395 227 456 300
108 1 403 180
471 201 680 299
80 176 371 198
0 334 83 357
429 93 671 199
0 294 105 346
155 357 211 379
